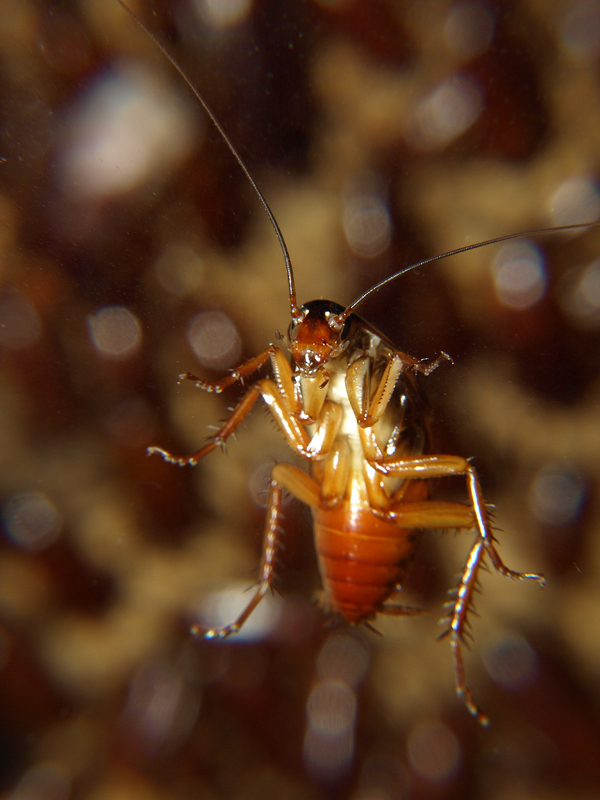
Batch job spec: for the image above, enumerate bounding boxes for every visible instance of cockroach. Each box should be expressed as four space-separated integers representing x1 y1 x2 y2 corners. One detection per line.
119 0 595 725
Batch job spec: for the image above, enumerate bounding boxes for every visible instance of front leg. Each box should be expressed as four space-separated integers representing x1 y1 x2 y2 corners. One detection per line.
179 346 276 394
149 348 277 465
181 347 304 417
149 347 314 466
345 354 403 427
149 375 313 466
414 350 453 376
149 380 268 465
149 376 342 466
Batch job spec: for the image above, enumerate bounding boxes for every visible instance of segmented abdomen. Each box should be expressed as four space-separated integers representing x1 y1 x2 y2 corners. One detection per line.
314 502 422 623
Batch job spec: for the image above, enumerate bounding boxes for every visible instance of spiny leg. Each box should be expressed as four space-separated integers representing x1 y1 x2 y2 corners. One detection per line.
179 346 276 393
149 367 323 466
181 345 306 421
148 347 281 465
148 382 263 466
191 478 286 640
377 456 544 724
445 469 544 724
385 494 491 723
371 453 546 586
440 539 489 725
382 494 489 721
148 346 286 465
345 354 403 427
414 350 453 376
150 350 335 466
465 466 546 586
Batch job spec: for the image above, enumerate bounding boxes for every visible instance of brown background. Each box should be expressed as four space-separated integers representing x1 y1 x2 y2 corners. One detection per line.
1 0 600 798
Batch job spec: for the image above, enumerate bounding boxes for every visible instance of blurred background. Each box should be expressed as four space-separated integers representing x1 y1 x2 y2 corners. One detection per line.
2 0 600 797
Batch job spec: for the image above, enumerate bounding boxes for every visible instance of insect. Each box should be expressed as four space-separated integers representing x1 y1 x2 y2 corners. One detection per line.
120 1 594 725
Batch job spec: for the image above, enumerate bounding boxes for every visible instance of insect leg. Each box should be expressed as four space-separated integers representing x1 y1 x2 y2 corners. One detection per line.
148 382 266 465
387 500 474 528
414 351 453 376
370 454 545 584
346 349 445 429
192 464 323 640
373 455 544 725
346 354 403 427
182 346 304 415
263 392 341 460
445 538 489 725
191 477 287 640
271 463 320 508
271 443 351 508
306 401 342 457
179 346 277 394
149 361 319 467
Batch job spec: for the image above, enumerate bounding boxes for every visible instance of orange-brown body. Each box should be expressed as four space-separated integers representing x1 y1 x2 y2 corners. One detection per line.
314 482 427 622
151 298 546 726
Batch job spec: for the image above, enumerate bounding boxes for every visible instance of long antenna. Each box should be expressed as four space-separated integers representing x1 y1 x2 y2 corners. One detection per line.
115 0 301 320
333 221 599 326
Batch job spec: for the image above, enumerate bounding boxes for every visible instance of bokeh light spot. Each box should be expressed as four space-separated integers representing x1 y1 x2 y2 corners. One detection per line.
491 241 546 309
343 193 391 258
187 310 242 370
316 631 369 688
407 720 460 783
529 462 585 526
154 244 204 296
194 0 252 29
87 306 142 359
549 176 600 226
304 679 356 781
483 632 538 690
2 492 61 553
307 679 357 736
59 64 197 200
408 74 482 150
561 258 600 328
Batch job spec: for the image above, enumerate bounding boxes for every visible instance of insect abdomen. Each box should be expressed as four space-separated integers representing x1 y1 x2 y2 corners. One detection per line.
315 503 423 622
